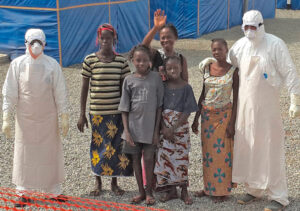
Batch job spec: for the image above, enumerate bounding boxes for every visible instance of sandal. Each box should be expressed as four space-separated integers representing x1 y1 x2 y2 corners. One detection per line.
111 185 125 196
50 195 68 202
237 194 257 205
264 200 286 211
130 195 145 204
15 196 32 208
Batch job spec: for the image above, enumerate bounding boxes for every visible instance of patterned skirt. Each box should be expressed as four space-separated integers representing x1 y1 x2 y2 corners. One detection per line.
201 104 234 196
154 109 190 187
89 114 133 177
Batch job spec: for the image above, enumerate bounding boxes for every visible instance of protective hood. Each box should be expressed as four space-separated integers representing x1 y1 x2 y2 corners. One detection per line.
242 10 265 44
25 28 46 45
25 29 46 58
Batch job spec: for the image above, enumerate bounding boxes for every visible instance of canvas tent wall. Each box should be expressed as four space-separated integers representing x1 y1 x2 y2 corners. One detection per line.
291 0 300 9
0 0 149 66
0 0 275 67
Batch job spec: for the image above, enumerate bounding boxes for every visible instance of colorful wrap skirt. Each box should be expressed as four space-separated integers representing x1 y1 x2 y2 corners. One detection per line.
155 109 190 187
89 114 133 177
201 103 234 196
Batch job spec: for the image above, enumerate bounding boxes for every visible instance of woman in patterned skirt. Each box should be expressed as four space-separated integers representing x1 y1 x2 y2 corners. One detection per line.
192 39 239 202
77 24 133 196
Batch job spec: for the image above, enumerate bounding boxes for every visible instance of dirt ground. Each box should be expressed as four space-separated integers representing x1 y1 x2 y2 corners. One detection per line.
0 9 299 211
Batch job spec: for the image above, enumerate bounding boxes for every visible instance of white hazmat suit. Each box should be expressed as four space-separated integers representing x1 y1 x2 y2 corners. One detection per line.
2 29 69 196
228 10 300 206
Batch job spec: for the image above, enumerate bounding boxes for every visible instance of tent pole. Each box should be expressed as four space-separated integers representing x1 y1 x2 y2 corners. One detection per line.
109 0 111 24
197 0 200 36
227 0 230 30
56 0 62 66
148 0 150 30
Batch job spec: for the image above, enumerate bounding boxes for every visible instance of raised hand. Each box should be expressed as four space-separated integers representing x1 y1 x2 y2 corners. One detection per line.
154 9 167 29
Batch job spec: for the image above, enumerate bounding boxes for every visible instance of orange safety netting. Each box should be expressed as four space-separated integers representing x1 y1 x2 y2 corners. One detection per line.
0 187 168 211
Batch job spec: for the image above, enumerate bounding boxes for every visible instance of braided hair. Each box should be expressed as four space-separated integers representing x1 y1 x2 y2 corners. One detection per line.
128 44 152 61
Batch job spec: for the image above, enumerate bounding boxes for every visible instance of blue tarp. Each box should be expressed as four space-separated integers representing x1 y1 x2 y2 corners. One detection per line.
247 0 276 19
0 0 275 66
277 0 300 9
292 0 300 9
277 0 287 9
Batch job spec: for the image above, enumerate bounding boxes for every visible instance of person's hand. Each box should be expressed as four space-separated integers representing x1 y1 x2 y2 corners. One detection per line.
161 126 175 142
191 121 199 134
61 113 69 138
226 121 235 138
154 9 167 29
289 104 300 118
2 112 12 139
125 131 135 146
77 115 88 132
159 66 167 81
199 57 216 74
289 93 300 118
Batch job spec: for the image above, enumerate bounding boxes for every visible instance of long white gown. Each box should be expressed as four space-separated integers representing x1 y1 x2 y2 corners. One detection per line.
228 33 300 206
2 52 68 190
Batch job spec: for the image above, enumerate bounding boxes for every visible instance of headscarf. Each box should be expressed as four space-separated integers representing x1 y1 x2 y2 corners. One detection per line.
96 23 117 46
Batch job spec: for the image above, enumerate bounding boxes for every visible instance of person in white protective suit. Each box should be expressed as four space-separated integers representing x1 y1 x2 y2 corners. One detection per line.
2 29 69 208
228 10 300 211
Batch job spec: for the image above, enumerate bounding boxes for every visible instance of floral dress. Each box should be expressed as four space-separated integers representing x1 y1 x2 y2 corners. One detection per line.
201 65 236 196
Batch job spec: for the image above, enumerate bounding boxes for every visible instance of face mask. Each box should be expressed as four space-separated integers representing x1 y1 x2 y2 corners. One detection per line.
244 29 257 40
31 42 43 55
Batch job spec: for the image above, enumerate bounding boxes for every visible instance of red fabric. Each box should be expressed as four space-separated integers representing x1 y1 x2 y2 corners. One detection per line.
96 24 117 46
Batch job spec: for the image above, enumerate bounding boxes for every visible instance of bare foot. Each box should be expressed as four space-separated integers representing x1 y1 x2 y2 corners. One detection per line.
145 194 156 206
111 184 125 196
194 190 206 198
89 176 102 196
181 186 193 205
130 195 146 204
160 191 178 202
89 189 101 196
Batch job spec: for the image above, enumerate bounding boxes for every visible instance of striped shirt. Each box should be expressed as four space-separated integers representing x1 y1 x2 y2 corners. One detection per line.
82 53 130 115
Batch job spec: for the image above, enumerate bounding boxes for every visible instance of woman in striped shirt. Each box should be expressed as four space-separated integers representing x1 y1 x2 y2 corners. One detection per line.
77 24 133 196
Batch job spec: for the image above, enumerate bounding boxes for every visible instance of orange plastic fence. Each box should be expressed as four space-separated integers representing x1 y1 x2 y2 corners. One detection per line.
0 187 168 211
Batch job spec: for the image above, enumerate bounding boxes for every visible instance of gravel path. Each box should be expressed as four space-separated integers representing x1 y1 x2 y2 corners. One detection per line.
0 9 299 211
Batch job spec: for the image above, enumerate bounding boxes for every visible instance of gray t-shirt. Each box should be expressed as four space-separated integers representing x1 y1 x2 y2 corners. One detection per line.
119 71 164 144
163 84 199 114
